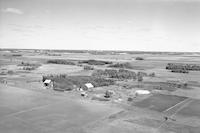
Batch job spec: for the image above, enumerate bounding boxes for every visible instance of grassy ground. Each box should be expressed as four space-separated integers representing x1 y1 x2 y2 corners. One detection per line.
178 100 200 117
1 50 200 133
0 84 120 133
132 94 187 112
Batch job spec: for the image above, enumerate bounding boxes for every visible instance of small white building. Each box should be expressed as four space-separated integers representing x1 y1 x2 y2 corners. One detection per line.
85 83 94 89
135 90 150 95
43 79 53 89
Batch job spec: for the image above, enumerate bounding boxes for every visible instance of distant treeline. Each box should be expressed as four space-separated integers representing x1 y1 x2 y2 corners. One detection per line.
79 60 112 65
171 69 189 73
51 50 87 53
18 62 41 67
47 59 76 65
46 53 61 56
83 65 94 70
135 57 144 60
108 62 133 69
166 63 200 72
12 54 22 56
47 59 113 66
18 62 41 70
92 69 137 80
92 69 155 80
108 62 148 70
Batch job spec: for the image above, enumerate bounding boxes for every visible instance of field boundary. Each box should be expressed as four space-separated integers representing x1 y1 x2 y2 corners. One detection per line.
162 98 191 113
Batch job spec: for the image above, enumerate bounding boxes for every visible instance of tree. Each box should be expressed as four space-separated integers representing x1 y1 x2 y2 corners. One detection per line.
104 90 112 98
137 75 143 88
149 72 155 77
135 57 144 60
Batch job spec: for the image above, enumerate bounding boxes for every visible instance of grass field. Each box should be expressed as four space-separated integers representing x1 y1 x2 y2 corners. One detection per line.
0 84 119 133
178 100 200 117
1 49 200 133
133 94 187 112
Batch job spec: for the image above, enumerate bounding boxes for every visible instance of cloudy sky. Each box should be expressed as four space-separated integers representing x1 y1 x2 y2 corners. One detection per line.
0 0 200 52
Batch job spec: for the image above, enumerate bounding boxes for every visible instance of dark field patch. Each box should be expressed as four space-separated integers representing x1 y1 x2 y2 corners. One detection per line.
133 94 187 112
178 100 200 118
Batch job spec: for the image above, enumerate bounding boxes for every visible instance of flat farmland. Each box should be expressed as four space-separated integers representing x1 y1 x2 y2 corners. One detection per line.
178 100 200 118
34 64 83 75
0 84 119 133
1 50 200 133
133 94 187 112
133 93 200 119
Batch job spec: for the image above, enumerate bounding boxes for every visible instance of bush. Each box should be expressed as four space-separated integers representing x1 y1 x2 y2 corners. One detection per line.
108 62 133 69
137 75 143 82
104 90 112 98
47 53 61 56
7 70 14 74
127 97 133 102
18 62 41 70
0 72 7 75
171 69 189 73
104 69 118 78
23 66 37 71
83 65 94 70
117 69 137 79
79 60 112 65
92 69 105 77
137 71 147 77
42 74 68 82
92 78 115 87
47 59 76 65
12 54 22 56
18 62 41 67
149 72 155 77
183 83 188 88
135 57 144 60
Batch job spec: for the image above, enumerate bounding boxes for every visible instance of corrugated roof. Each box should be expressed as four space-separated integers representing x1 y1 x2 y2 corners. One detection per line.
85 83 94 88
135 90 150 95
44 79 51 84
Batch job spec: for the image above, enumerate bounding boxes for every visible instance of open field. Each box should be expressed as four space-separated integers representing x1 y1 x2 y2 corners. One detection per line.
0 84 119 133
0 49 200 133
178 100 200 118
133 94 187 112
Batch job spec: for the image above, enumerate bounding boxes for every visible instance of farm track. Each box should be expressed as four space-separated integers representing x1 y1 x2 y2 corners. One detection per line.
157 98 194 131
162 98 193 115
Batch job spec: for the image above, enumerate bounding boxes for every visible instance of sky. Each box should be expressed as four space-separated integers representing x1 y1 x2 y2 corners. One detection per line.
0 0 200 52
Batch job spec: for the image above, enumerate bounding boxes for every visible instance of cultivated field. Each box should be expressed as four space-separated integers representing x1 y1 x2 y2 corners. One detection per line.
0 49 200 133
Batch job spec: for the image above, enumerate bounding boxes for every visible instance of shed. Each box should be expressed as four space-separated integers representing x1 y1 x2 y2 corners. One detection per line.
135 90 150 95
43 79 53 88
85 83 94 89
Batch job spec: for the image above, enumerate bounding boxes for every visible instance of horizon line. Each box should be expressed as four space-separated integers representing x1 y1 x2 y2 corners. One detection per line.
0 47 199 53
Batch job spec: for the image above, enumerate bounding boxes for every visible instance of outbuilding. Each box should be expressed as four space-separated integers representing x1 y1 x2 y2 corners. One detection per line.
43 79 53 89
135 90 150 95
85 83 94 89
